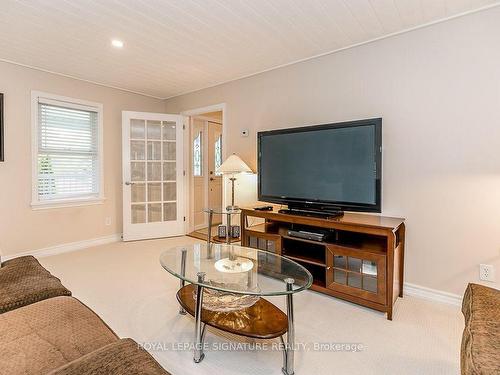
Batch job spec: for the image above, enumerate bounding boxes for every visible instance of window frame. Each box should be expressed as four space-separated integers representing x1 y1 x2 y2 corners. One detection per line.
214 133 222 175
31 91 104 209
193 130 203 177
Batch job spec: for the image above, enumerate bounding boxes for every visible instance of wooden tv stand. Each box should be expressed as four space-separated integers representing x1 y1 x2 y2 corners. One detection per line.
240 207 405 320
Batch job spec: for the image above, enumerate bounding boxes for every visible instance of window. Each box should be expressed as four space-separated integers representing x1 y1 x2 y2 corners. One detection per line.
214 134 222 175
31 92 103 208
193 131 202 176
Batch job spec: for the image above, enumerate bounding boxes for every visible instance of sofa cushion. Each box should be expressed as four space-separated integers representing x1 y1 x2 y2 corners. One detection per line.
48 338 171 375
0 296 118 375
461 283 500 375
0 255 71 313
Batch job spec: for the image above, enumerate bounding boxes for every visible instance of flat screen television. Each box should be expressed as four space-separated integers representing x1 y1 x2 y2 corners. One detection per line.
258 118 382 215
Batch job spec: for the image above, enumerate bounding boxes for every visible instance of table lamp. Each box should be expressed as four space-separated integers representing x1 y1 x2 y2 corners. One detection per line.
217 153 252 210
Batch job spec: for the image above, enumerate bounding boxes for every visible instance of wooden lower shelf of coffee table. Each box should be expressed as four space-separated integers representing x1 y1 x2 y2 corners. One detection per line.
176 284 288 339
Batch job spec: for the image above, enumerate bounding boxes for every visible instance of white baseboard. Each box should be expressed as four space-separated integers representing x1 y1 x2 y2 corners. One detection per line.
2 234 122 261
404 282 462 306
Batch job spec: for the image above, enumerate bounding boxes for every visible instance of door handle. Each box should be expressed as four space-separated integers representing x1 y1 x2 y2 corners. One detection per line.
124 181 135 186
210 177 215 181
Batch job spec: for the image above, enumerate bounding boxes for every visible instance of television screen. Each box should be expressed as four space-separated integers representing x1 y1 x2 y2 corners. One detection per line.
258 118 381 212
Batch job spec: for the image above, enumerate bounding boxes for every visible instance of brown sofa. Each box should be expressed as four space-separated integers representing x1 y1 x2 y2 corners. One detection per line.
461 283 500 375
0 256 170 375
0 256 71 313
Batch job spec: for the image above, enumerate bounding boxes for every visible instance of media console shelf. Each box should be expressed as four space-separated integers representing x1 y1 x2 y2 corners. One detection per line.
240 207 405 320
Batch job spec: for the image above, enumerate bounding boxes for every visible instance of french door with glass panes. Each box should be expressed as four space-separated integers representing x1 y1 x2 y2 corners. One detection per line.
122 112 185 241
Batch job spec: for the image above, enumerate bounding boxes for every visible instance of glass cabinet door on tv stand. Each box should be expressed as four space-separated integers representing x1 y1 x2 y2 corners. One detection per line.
326 244 387 304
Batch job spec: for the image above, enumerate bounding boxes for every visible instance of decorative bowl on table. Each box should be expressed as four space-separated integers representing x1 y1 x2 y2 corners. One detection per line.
192 280 261 312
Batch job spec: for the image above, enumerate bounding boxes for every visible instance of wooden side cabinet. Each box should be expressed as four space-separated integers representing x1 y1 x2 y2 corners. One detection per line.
241 207 405 320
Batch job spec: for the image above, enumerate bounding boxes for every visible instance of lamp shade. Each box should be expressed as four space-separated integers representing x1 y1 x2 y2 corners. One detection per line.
217 154 252 174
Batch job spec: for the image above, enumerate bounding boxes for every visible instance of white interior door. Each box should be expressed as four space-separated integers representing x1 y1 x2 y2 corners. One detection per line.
122 111 185 241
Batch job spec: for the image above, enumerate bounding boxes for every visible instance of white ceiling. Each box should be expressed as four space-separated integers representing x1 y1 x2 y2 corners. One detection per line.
0 0 498 99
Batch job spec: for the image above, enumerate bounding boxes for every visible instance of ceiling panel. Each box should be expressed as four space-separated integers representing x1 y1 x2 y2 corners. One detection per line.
0 0 498 98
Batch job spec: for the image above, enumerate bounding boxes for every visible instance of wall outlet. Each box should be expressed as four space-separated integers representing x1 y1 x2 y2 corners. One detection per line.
105 217 112 226
479 264 495 282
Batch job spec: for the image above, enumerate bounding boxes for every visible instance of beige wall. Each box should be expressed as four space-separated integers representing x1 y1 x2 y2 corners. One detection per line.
165 8 500 295
0 61 164 256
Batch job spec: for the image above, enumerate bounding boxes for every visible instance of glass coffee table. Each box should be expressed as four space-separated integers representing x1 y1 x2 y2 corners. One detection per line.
160 243 313 375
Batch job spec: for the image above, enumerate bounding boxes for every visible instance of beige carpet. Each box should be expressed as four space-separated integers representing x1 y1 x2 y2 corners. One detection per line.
39 237 463 375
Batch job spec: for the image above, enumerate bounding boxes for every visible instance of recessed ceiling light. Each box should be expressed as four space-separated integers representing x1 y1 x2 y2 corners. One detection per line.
111 39 124 48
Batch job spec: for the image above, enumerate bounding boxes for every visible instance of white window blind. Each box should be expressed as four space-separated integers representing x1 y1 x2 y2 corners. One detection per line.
36 98 100 202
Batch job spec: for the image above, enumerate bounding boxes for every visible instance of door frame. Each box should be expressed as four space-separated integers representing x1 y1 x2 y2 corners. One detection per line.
181 103 227 234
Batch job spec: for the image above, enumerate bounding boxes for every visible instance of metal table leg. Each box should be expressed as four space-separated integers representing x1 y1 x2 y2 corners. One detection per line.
194 272 206 363
179 249 187 315
226 212 231 245
207 210 214 247
282 278 295 375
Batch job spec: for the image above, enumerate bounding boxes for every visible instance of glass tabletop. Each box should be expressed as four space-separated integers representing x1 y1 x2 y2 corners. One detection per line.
203 207 241 215
160 243 313 296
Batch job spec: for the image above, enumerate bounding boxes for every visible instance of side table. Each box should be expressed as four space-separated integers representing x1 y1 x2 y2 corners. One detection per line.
203 207 241 246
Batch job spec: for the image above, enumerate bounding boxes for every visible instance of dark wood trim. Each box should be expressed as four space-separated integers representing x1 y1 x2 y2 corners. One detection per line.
398 223 406 298
386 231 395 320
